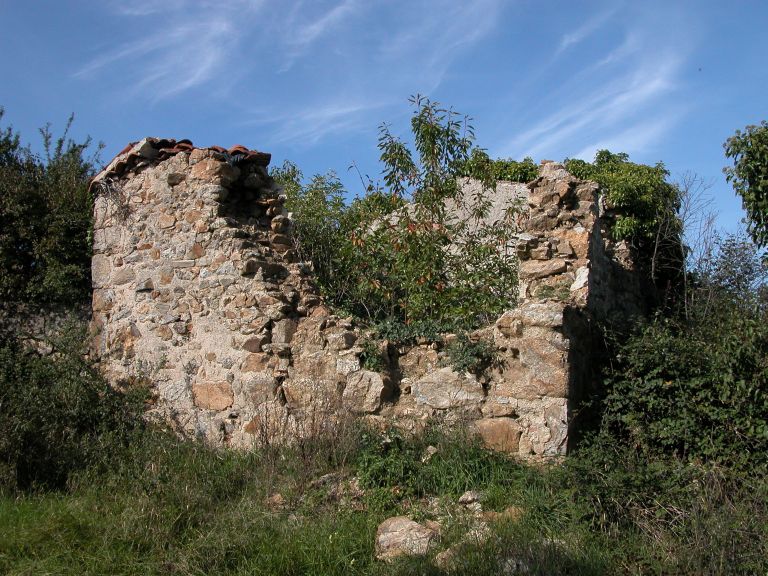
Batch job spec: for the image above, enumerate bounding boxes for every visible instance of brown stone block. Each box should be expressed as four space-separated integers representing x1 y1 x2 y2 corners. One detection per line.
92 289 113 312
184 210 202 223
112 266 136 285
245 374 279 404
488 363 543 401
343 370 391 414
256 293 281 307
410 367 484 410
494 372 566 401
475 418 522 453
399 346 439 380
272 319 297 344
158 213 176 229
91 254 111 288
189 243 205 259
495 313 523 338
156 325 173 340
560 228 590 260
242 335 268 353
520 258 567 280
241 353 271 372
282 377 342 410
554 180 572 199
528 375 568 398
192 381 234 411
190 158 239 186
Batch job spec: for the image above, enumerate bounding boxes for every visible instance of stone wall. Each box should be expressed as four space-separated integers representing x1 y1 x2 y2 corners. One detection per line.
90 140 646 455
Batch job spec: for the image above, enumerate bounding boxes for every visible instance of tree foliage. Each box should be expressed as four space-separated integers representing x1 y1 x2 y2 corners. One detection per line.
565 150 685 294
460 148 539 183
724 120 768 247
565 150 681 243
0 108 100 309
277 96 519 330
598 232 768 471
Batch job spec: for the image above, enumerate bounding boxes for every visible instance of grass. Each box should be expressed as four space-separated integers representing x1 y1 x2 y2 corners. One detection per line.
1 422 765 575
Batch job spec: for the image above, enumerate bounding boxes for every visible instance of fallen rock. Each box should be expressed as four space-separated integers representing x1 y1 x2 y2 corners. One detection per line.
421 445 438 463
458 490 484 505
375 516 437 561
265 492 286 510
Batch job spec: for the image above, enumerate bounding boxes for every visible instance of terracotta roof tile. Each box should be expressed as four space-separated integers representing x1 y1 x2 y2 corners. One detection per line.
89 137 272 193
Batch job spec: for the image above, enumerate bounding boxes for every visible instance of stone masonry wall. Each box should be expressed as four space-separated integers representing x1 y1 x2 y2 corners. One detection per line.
90 140 646 456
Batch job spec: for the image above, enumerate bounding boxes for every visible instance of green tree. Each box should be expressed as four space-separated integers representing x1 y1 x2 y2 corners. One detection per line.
0 108 101 310
276 96 519 330
363 95 519 327
724 120 768 248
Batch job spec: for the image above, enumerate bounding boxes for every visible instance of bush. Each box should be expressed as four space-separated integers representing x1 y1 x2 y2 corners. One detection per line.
595 233 768 471
0 108 100 309
460 148 539 183
275 96 519 332
0 325 144 493
444 332 499 375
565 150 681 243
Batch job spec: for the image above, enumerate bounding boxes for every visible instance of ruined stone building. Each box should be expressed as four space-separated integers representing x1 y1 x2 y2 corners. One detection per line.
89 138 648 456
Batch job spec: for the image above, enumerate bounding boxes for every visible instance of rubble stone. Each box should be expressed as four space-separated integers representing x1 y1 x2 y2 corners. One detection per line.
375 516 437 561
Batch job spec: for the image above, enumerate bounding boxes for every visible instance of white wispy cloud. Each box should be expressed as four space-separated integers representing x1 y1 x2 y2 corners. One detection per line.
557 6 618 54
376 0 503 93
498 14 689 162
76 0 504 145
572 111 681 161
290 0 357 47
275 0 361 72
249 100 388 146
76 1 261 101
255 0 505 145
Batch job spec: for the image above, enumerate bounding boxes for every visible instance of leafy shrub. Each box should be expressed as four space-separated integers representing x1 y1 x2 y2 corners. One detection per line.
595 233 768 471
275 96 519 332
0 325 144 492
444 332 499 375
0 109 100 309
565 150 681 243
372 317 450 346
602 316 767 469
355 426 526 499
272 161 355 303
460 148 539 182
359 338 386 372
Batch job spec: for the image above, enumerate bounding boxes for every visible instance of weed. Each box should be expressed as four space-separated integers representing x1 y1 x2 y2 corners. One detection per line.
443 332 499 376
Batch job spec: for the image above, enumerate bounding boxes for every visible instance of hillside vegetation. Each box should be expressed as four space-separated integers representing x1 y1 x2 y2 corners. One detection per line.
0 103 766 575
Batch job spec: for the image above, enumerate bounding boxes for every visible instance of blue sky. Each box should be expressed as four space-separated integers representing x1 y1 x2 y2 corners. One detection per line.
1 0 766 235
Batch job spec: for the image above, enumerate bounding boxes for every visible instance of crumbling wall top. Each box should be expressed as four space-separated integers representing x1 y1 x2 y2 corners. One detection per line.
89 137 271 194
